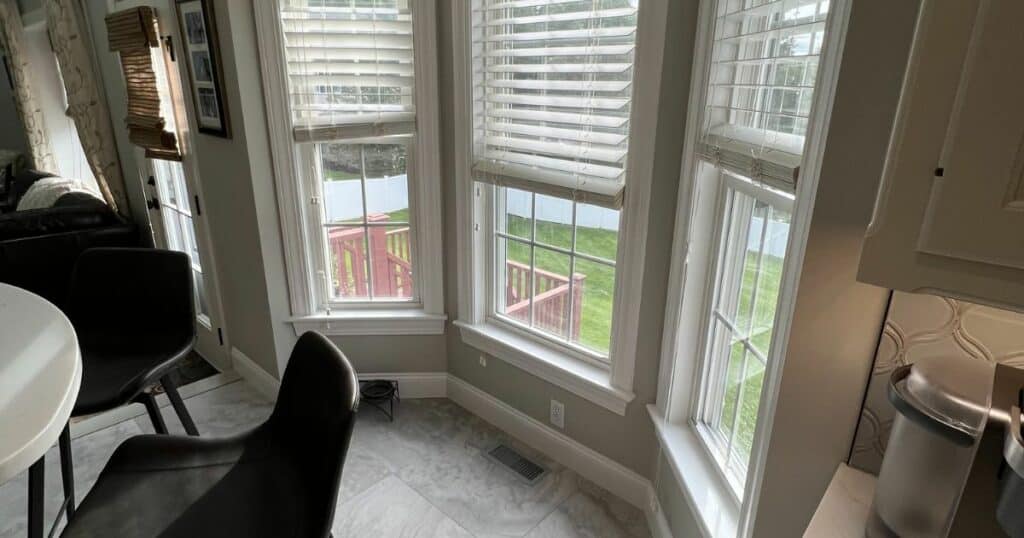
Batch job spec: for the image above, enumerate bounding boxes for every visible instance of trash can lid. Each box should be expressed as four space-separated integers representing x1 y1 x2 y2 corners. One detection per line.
889 355 996 442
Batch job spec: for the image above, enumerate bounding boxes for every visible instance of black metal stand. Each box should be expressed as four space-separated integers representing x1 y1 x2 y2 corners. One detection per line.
137 392 169 434
360 380 399 421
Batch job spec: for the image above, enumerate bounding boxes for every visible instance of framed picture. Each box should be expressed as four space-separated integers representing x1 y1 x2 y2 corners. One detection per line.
175 0 229 138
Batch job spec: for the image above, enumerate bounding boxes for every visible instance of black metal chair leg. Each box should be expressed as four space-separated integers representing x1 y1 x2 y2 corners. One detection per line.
28 456 44 538
59 423 75 520
161 374 199 436
139 392 169 434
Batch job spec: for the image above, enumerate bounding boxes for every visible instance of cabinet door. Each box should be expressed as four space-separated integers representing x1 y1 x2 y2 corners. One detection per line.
859 0 1024 312
917 0 1024 270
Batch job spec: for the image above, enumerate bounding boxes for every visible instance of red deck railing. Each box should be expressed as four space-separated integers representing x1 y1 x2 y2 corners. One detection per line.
328 214 584 339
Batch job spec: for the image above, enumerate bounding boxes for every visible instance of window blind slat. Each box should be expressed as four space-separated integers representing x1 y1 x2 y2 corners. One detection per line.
482 79 631 92
486 94 629 111
483 26 635 42
484 44 634 57
484 136 628 163
487 108 629 129
281 1 414 142
485 121 627 146
485 7 637 26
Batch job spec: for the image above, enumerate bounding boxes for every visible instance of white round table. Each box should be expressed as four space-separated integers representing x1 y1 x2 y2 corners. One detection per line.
0 283 81 537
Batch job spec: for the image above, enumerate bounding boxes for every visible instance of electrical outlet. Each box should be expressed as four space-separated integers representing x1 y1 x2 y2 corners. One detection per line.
550 400 565 429
478 355 487 367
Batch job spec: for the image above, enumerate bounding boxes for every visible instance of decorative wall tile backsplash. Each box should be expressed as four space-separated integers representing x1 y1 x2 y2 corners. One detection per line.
849 291 1024 474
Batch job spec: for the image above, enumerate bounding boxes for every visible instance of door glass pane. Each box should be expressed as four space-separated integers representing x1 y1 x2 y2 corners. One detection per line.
153 160 207 319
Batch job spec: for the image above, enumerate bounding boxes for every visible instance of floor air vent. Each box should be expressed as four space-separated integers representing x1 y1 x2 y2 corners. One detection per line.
486 444 547 485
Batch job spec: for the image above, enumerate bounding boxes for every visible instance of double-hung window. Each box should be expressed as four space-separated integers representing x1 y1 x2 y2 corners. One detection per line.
258 0 444 333
455 0 662 413
687 0 832 494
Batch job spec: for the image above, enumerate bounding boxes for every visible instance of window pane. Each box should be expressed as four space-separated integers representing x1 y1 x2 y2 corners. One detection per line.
497 236 532 324
369 225 415 299
717 334 745 441
321 144 364 224
533 246 572 340
534 194 573 250
735 200 769 336
574 203 620 262
496 186 533 241
573 258 615 355
751 205 791 354
326 225 369 300
736 357 766 461
364 144 409 223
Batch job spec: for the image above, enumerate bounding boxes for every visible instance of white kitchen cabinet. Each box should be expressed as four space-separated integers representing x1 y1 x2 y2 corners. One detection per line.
859 0 1024 312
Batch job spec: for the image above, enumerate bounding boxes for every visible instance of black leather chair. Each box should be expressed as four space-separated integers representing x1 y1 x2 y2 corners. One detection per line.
59 248 200 520
61 331 360 538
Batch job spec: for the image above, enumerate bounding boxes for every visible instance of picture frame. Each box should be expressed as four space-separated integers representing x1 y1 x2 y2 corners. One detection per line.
175 0 229 138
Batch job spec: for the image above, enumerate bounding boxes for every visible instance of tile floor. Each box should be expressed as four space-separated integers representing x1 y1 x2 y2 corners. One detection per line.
0 380 650 538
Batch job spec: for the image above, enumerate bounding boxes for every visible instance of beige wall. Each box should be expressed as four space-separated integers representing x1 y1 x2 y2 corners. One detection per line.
750 0 920 535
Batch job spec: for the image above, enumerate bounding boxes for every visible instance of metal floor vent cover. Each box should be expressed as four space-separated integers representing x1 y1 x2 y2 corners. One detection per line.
486 444 547 485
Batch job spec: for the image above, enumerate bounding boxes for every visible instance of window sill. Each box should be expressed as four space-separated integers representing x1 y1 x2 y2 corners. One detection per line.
288 310 447 336
455 320 634 415
648 405 739 538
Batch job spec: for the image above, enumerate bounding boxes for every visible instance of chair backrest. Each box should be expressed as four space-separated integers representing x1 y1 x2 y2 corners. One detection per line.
269 331 359 535
68 247 194 342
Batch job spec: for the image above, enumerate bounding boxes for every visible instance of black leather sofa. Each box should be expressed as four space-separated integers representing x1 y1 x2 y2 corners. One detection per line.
0 170 138 308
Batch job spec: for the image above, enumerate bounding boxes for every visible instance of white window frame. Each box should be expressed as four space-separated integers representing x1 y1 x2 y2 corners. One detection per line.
451 0 669 416
254 0 445 336
649 0 851 536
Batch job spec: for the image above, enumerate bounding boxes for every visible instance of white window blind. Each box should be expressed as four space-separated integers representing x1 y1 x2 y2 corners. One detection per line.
471 0 639 209
697 0 829 192
280 0 415 142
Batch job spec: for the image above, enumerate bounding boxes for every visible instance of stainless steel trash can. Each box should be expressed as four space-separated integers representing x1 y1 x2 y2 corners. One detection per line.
867 355 996 538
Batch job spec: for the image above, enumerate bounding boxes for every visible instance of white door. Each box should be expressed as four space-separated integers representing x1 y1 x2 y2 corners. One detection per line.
97 0 230 369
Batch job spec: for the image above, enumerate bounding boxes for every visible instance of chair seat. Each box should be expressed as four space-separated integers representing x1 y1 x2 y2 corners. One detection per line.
72 336 191 416
61 429 319 538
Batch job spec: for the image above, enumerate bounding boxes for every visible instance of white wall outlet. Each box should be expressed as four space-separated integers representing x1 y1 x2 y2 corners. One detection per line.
550 399 565 429
478 355 487 367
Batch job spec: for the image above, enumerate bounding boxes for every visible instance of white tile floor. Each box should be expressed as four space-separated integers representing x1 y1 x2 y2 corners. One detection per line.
0 380 650 538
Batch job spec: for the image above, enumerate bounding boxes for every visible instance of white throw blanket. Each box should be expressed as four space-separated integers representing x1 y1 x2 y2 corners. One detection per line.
16 176 104 211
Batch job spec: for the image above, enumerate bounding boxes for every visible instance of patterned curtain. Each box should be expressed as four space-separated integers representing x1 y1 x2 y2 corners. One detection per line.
45 0 129 217
0 0 57 173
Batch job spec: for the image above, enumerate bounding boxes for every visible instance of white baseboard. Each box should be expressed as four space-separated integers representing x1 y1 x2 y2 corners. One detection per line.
69 371 240 439
446 375 654 512
647 495 675 538
231 347 281 401
358 372 447 399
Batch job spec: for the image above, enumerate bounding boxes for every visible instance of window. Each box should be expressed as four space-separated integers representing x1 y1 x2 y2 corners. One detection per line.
471 0 639 360
257 0 444 332
453 0 666 413
689 0 832 494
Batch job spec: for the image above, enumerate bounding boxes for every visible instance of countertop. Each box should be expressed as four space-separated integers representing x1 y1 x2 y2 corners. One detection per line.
804 463 877 537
